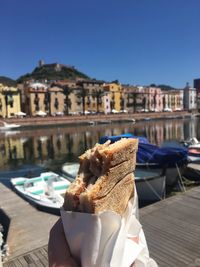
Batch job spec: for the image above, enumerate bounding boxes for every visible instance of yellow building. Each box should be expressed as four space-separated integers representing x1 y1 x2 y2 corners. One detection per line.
76 80 105 114
103 83 123 112
25 82 48 116
49 86 65 115
0 83 21 118
50 81 79 115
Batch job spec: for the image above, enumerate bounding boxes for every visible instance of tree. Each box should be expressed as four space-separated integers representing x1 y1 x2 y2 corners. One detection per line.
120 92 125 111
143 96 146 109
61 85 72 115
76 86 89 114
44 91 51 114
127 92 137 113
111 79 119 84
92 89 104 113
110 92 115 111
4 92 9 118
34 93 39 112
4 90 14 118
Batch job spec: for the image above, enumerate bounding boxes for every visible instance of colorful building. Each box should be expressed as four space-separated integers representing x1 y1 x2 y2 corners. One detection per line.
145 87 163 112
123 85 139 113
48 86 65 115
103 82 124 112
77 80 105 114
0 83 21 118
183 83 197 111
24 82 48 116
51 80 78 115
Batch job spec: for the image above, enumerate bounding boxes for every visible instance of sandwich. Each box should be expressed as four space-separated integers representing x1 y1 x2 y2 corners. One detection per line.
63 138 138 215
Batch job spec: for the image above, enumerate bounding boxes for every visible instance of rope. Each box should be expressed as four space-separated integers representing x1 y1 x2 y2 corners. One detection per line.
142 175 166 200
175 163 186 192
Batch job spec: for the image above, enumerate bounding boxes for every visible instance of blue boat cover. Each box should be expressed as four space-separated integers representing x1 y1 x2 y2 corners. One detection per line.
100 133 149 144
99 134 188 167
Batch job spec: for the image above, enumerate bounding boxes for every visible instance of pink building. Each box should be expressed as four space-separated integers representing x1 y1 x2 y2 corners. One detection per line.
145 87 163 112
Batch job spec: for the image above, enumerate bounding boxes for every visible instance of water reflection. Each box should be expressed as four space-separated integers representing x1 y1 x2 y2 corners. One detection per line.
0 117 198 172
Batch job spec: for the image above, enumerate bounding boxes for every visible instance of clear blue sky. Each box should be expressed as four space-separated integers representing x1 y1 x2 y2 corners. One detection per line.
1 0 200 88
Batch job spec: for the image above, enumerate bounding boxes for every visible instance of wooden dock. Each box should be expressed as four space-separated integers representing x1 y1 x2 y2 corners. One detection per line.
0 182 58 262
2 183 200 266
140 186 200 266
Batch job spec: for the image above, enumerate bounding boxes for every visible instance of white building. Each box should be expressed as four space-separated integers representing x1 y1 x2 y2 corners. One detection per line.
184 83 197 110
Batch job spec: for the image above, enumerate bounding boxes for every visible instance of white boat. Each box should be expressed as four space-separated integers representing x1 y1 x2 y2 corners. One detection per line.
181 137 200 162
187 146 200 163
11 172 71 211
62 163 166 203
0 121 21 131
180 137 200 147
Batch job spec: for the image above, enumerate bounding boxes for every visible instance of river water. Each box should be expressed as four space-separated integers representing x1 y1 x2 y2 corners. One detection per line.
0 116 199 175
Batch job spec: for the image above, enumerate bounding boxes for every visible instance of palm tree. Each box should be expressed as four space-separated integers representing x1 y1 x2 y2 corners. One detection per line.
34 93 39 112
92 89 104 113
110 92 115 111
142 96 146 110
127 92 137 113
120 92 125 111
4 91 14 118
76 86 89 115
4 91 9 118
61 85 72 115
44 91 51 114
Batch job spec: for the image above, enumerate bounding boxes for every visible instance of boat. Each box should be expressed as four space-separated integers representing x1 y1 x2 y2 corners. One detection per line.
61 163 79 182
99 133 188 187
0 121 21 131
11 172 71 212
182 163 200 181
180 137 200 162
180 137 200 147
135 169 166 203
62 162 166 203
187 148 200 163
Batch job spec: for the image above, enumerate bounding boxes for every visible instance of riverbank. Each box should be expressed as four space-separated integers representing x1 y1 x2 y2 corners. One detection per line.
2 111 198 129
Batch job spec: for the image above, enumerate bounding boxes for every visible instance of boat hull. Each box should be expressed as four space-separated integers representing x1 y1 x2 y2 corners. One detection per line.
136 175 165 202
11 172 70 214
12 186 62 215
182 163 200 181
136 164 180 187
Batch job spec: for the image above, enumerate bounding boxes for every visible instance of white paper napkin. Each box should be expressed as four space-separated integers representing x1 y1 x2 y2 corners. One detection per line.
61 188 158 267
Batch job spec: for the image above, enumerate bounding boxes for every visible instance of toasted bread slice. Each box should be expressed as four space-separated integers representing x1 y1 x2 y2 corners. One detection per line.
63 138 138 214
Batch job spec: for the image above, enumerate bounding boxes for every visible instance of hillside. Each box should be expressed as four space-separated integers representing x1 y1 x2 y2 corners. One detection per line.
17 63 90 83
0 76 16 86
150 83 177 90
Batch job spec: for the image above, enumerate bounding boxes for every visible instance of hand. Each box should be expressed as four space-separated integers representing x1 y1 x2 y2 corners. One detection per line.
48 218 79 267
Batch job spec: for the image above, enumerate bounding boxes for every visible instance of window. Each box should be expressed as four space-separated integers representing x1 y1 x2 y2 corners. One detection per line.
54 98 59 109
8 95 14 107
